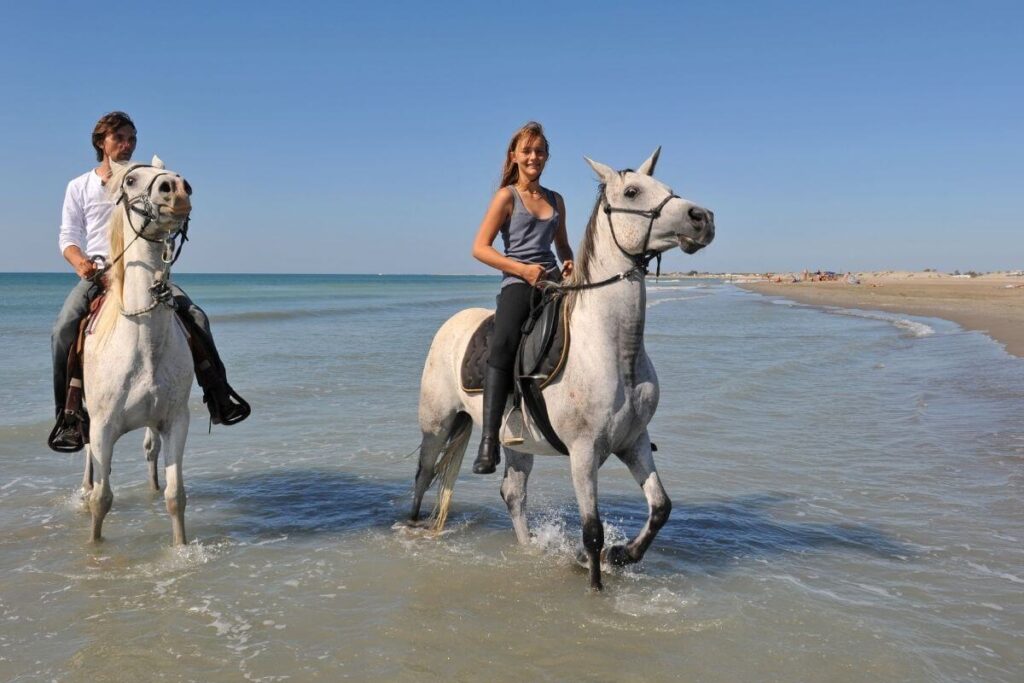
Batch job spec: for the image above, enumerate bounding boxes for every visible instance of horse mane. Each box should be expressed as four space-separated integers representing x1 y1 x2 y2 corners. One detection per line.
562 181 608 315
90 166 132 343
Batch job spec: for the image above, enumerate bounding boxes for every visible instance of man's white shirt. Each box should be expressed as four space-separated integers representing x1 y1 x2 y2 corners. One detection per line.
58 170 113 258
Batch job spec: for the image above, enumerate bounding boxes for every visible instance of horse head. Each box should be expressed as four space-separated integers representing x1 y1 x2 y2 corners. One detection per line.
585 148 714 258
108 155 193 242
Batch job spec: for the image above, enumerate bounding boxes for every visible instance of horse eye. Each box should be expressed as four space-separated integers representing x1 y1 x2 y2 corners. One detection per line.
624 186 639 199
125 177 135 187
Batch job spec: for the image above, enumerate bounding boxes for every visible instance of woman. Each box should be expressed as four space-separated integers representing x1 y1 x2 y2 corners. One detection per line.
470 122 574 474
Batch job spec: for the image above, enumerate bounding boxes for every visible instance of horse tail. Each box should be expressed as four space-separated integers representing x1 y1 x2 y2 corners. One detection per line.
430 411 473 533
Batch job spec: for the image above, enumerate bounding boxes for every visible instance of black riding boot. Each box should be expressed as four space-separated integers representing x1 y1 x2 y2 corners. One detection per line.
473 366 512 474
194 358 251 426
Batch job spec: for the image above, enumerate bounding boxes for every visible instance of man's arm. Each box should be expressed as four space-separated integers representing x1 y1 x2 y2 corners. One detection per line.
58 180 95 278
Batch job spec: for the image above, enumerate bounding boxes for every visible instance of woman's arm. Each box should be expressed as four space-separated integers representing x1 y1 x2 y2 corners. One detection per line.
472 188 546 286
553 193 574 278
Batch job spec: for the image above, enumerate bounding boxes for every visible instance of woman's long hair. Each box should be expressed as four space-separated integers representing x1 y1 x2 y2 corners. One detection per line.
499 121 549 188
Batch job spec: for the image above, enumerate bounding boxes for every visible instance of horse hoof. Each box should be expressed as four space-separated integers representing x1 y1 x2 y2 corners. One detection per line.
605 545 632 567
394 519 429 531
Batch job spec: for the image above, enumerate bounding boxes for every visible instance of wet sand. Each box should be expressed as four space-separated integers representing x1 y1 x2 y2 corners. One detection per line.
738 272 1024 358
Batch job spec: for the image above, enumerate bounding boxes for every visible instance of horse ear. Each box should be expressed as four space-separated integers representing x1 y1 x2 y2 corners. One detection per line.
151 155 165 169
584 157 615 183
637 146 661 176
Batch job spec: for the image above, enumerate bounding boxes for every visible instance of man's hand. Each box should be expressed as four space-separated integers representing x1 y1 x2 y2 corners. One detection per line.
73 257 97 279
561 260 574 279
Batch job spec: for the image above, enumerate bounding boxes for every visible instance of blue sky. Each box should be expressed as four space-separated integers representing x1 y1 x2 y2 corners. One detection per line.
1 0 1020 274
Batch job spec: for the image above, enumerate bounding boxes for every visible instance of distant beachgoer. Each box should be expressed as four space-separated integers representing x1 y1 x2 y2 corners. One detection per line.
50 112 248 451
469 121 574 474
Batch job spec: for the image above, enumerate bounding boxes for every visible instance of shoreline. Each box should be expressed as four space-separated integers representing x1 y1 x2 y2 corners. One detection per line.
737 273 1024 359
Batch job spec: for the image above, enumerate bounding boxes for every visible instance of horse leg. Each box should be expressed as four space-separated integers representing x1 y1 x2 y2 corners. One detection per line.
608 433 671 567
143 428 161 492
162 416 189 545
80 445 94 497
87 432 114 542
570 447 604 591
500 448 533 545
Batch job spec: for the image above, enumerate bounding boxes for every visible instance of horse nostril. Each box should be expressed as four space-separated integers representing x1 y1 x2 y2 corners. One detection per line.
183 180 192 196
159 181 172 194
688 207 706 222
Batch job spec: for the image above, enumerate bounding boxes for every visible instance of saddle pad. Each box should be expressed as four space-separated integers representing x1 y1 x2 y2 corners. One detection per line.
460 315 495 393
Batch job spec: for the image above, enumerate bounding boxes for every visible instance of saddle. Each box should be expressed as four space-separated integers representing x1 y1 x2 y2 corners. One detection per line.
460 292 571 455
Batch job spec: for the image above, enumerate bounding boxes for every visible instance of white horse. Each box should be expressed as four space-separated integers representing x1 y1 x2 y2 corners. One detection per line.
81 156 194 544
409 149 715 590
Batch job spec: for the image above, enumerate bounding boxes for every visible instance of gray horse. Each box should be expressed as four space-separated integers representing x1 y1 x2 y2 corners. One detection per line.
410 149 715 590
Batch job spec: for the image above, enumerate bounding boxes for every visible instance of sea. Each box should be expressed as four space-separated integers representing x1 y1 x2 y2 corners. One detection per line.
1 273 1021 682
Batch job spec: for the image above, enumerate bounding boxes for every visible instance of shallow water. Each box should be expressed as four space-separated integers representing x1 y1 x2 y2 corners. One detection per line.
1 273 1021 682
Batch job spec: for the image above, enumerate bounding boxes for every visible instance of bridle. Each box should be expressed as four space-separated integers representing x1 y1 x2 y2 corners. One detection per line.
105 164 192 317
112 164 191 262
542 184 678 294
603 187 678 278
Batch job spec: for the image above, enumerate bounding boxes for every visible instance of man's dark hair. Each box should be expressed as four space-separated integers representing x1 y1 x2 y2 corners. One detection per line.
91 111 136 162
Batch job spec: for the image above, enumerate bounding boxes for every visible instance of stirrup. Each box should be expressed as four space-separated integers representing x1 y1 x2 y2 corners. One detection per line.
502 405 526 446
204 384 251 426
47 412 87 453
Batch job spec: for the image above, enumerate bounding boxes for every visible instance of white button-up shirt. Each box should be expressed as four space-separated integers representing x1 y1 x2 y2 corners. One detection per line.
58 170 113 258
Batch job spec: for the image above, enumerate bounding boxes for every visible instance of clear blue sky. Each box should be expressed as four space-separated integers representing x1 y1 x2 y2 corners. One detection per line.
1 0 1020 274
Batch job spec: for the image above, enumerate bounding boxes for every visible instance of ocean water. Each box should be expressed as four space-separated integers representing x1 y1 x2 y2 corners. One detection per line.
0 273 1021 682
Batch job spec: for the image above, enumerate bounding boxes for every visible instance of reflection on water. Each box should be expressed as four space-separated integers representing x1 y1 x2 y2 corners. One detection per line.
1 274 1021 682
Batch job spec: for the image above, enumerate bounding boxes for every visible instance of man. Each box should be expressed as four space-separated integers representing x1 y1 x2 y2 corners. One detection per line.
50 111 248 451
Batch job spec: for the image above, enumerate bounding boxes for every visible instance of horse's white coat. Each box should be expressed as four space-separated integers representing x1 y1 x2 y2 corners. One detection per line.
410 150 716 589
81 157 194 544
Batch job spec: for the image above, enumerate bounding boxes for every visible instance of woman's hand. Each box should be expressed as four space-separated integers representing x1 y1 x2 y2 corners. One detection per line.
561 260 574 279
519 263 546 287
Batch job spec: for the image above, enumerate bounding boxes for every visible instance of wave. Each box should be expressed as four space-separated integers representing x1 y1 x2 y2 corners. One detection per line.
827 308 935 337
647 285 700 292
647 295 703 309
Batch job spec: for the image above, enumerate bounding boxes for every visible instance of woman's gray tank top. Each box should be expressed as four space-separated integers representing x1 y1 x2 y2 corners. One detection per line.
499 186 559 289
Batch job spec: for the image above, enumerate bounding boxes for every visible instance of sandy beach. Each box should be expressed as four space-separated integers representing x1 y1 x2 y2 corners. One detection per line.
738 271 1024 358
